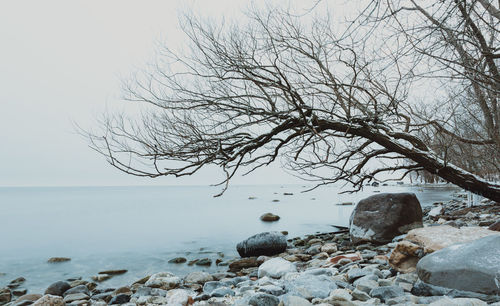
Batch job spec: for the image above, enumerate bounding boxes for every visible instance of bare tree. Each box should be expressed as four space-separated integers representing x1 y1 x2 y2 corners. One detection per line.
367 0 500 186
87 1 500 201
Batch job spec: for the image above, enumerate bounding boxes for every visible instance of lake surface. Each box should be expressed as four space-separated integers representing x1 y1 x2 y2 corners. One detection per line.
0 184 459 292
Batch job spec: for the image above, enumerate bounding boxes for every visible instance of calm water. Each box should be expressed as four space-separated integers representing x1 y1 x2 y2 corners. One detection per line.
0 184 458 292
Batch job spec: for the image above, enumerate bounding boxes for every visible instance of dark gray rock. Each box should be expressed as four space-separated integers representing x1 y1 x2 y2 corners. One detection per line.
45 281 70 296
63 284 90 297
91 292 113 303
195 258 212 266
203 281 227 294
350 193 423 244
411 280 500 303
247 293 280 306
168 257 187 264
369 286 405 302
109 294 130 304
210 287 235 297
416 235 500 295
7 277 25 289
346 268 372 283
11 289 27 296
237 232 287 257
258 285 285 296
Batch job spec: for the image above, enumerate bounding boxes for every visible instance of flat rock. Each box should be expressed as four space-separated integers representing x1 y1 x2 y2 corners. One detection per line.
184 271 213 284
489 220 500 231
64 285 90 297
390 225 499 273
349 193 423 244
237 232 287 257
258 258 296 279
16 294 42 302
63 292 89 303
284 273 337 300
369 286 404 302
247 293 279 306
416 235 500 295
168 257 187 264
429 297 487 305
145 272 181 290
47 257 71 263
98 269 127 275
280 295 313 306
229 257 260 272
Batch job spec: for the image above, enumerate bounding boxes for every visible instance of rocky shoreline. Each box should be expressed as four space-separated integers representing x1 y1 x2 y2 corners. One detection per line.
1 193 499 306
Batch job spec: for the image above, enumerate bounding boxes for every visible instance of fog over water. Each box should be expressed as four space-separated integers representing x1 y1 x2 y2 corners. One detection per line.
0 184 459 292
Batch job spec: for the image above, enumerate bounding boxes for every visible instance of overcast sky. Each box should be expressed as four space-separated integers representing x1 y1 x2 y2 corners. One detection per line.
0 0 331 187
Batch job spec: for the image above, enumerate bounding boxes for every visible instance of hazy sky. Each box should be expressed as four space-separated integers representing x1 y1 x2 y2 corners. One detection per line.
0 0 328 187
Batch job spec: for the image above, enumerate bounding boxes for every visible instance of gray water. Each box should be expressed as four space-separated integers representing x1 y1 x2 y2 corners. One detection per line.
0 184 458 293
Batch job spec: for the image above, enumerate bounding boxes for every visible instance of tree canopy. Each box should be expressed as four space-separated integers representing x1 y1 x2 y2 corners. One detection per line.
88 1 500 201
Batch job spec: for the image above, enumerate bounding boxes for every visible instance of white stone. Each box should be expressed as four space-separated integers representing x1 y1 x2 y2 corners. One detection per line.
429 297 487 306
258 257 297 279
167 289 190 306
184 271 213 284
328 289 352 301
281 295 313 305
145 272 181 289
428 205 443 217
320 243 338 254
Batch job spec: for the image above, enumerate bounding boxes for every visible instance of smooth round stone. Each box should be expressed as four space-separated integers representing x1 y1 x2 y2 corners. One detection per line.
45 281 71 296
260 213 280 222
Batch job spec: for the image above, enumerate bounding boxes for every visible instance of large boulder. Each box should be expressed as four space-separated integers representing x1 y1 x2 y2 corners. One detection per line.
237 232 287 257
349 193 423 244
416 235 500 296
390 225 499 273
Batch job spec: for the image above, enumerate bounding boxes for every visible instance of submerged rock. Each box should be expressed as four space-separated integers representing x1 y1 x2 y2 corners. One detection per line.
47 257 71 263
237 232 287 257
416 235 500 296
349 193 423 244
168 257 187 264
98 269 127 275
260 213 280 222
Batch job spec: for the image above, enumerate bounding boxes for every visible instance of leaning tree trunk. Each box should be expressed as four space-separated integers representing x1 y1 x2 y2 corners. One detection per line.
317 118 500 202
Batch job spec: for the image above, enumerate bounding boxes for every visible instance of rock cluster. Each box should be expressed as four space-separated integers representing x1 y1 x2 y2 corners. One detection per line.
1 194 499 305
